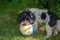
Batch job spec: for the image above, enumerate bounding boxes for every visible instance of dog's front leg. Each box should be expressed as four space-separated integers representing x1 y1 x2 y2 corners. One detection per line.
46 24 52 38
34 21 38 32
53 28 58 36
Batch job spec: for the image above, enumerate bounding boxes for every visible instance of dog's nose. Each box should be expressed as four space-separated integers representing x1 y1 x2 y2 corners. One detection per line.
23 23 26 25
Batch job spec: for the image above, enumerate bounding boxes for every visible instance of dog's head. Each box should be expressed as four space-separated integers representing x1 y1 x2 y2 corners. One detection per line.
17 10 35 25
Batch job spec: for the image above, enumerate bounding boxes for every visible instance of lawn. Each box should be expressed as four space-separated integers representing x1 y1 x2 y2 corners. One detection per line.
0 0 60 40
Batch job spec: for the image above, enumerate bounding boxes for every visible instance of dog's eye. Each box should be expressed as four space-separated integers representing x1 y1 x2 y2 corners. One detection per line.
26 17 27 18
31 15 33 18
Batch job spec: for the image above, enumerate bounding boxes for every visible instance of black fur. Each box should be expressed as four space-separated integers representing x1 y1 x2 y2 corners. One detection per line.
47 10 58 27
17 10 35 24
41 12 46 20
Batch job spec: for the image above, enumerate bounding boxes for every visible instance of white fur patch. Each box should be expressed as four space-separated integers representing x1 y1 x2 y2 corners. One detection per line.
57 20 60 31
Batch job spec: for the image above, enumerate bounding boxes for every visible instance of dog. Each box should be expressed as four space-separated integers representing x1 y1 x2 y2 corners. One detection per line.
17 8 60 38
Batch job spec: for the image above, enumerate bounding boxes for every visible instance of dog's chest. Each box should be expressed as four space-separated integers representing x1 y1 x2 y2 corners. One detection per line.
34 11 41 22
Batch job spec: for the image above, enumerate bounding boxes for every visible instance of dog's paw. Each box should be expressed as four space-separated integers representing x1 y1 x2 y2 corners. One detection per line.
53 34 57 36
45 35 50 38
53 31 58 36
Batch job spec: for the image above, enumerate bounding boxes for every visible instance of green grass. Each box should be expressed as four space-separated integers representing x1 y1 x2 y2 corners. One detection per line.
0 0 60 40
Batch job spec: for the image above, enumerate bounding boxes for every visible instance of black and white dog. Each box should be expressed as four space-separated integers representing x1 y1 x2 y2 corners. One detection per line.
17 8 60 38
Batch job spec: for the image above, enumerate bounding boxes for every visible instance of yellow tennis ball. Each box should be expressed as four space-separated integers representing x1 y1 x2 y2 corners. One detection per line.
22 26 26 30
20 24 34 35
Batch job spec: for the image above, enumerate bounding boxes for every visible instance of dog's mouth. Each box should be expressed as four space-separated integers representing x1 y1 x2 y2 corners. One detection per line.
29 19 34 24
24 21 31 26
20 18 35 26
20 21 32 26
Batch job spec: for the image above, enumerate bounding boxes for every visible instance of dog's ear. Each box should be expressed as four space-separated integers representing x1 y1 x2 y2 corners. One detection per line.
41 12 46 20
17 9 29 23
17 11 26 23
17 13 23 23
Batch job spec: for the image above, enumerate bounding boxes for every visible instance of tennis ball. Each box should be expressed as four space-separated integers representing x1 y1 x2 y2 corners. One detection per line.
20 24 35 35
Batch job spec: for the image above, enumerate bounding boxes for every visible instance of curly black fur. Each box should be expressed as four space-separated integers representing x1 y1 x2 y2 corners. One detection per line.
17 10 35 24
47 10 58 27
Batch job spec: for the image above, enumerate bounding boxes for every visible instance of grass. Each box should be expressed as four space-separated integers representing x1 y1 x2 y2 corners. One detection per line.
0 0 60 40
